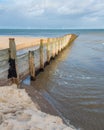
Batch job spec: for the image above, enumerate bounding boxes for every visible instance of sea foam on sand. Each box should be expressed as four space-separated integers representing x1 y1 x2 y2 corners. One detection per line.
0 85 75 130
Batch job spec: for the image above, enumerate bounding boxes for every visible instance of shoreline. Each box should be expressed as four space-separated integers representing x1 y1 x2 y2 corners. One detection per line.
24 85 72 127
23 83 59 117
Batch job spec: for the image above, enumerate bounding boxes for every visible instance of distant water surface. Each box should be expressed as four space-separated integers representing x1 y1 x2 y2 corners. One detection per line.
0 29 104 37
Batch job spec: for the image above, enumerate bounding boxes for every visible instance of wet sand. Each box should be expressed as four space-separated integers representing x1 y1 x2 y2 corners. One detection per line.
22 84 59 117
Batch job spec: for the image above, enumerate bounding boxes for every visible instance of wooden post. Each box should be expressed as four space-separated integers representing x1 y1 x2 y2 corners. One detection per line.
50 38 52 58
61 37 63 50
68 34 73 45
66 35 69 46
8 38 19 85
54 38 56 57
64 36 67 48
52 38 55 59
46 38 50 64
58 38 60 52
62 36 64 49
62 37 65 49
40 39 44 71
9 38 17 59
54 38 56 56
57 38 59 54
29 51 35 80
65 36 67 47
51 38 54 59
66 35 69 45
59 38 61 52
63 36 66 49
55 38 58 56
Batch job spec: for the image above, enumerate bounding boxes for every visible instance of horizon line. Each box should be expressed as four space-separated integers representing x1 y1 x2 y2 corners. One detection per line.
0 28 104 30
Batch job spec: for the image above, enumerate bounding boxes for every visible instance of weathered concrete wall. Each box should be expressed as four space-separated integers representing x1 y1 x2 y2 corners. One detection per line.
0 34 77 86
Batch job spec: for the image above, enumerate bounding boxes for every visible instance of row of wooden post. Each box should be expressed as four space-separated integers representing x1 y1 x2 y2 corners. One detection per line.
8 35 73 85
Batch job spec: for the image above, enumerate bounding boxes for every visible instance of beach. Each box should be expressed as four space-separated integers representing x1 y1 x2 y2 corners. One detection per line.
0 29 104 130
0 36 46 50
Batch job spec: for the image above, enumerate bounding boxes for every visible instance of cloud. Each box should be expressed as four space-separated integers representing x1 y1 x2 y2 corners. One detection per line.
0 0 45 16
0 0 104 28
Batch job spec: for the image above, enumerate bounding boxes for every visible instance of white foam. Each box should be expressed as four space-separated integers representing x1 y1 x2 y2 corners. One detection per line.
76 76 91 79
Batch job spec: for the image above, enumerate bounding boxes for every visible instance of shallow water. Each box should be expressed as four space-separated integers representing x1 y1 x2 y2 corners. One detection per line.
23 31 104 130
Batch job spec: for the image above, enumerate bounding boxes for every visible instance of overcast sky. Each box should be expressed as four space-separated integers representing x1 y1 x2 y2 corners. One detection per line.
0 0 104 29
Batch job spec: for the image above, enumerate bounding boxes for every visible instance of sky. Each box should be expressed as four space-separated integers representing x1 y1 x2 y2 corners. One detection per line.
0 0 104 29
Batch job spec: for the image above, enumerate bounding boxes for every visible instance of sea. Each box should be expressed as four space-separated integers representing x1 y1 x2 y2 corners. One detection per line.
0 29 104 130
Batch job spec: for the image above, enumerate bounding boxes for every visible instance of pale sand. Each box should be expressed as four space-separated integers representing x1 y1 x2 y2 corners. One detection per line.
0 36 47 50
0 85 75 130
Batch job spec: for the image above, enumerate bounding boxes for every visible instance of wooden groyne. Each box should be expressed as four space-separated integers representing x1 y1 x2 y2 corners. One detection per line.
0 34 77 86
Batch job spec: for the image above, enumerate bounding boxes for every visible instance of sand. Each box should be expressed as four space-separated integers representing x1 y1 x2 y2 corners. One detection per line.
0 36 47 50
0 84 75 130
